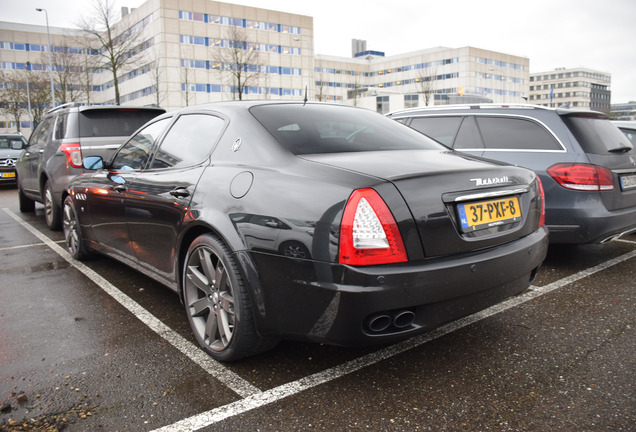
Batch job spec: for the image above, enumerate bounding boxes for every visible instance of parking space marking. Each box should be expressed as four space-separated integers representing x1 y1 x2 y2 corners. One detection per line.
153 247 636 432
7 205 635 432
3 208 260 399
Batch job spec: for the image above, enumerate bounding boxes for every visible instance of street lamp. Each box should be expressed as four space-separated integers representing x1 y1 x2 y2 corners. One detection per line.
36 7 56 107
25 62 33 130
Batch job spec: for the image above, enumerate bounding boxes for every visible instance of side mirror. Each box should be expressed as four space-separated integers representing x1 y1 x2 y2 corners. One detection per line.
83 156 104 170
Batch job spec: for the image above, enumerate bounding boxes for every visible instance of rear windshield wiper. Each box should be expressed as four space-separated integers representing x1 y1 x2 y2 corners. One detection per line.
608 145 633 153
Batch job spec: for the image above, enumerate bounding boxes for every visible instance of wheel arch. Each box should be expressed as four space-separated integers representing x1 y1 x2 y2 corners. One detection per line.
176 221 269 338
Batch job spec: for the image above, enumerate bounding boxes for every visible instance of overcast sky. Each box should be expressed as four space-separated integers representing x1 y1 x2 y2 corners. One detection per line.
4 0 636 103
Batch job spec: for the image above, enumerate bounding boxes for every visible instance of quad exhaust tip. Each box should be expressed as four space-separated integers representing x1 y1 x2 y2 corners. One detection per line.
367 310 416 333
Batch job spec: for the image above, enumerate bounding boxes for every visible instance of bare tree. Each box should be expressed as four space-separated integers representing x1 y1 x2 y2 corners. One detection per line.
77 0 145 104
49 39 85 104
0 71 27 131
147 46 164 107
416 62 438 106
211 26 262 101
28 72 54 125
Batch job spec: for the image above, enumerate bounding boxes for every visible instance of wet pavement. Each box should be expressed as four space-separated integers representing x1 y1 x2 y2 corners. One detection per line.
0 184 634 431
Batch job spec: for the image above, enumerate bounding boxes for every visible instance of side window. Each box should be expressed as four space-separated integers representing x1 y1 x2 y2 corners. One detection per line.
29 117 54 148
111 118 171 171
54 114 68 140
409 117 462 147
454 116 484 149
476 117 562 150
149 114 225 169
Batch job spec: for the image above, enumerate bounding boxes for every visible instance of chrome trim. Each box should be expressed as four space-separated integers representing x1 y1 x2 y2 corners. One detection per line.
455 187 529 202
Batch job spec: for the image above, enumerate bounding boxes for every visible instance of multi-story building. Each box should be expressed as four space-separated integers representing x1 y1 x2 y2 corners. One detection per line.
315 45 529 113
529 67 611 112
1 0 531 135
611 101 636 120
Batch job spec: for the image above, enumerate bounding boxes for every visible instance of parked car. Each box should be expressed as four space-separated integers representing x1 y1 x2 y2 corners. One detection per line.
61 101 548 361
0 132 28 185
613 120 636 147
388 104 636 244
16 103 165 229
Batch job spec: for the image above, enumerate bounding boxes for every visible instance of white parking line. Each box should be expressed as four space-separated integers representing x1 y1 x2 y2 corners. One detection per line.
7 207 636 432
2 208 260 399
152 248 636 432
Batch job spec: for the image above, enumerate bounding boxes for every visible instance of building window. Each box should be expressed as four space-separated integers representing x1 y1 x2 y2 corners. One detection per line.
404 94 418 108
376 96 389 114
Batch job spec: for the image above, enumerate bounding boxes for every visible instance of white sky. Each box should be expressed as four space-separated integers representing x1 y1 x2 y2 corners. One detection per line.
3 0 636 103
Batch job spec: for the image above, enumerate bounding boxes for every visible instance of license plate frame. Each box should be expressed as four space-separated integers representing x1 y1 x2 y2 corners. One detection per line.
619 174 636 191
457 196 522 232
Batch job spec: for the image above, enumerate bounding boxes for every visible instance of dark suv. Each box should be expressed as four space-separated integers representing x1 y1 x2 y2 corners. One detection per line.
0 133 28 185
17 104 165 229
387 104 636 244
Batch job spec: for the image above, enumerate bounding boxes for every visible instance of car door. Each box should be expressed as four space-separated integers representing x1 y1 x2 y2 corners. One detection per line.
125 113 227 282
87 117 172 260
20 116 54 195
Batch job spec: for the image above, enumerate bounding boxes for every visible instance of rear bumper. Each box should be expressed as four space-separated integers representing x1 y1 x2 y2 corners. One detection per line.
243 227 549 346
547 202 636 244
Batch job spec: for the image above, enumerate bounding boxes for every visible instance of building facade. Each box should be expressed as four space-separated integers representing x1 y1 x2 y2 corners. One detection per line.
0 0 545 135
315 46 529 113
529 67 612 112
611 101 636 120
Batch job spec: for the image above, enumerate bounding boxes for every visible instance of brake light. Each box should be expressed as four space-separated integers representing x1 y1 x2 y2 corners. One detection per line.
547 163 614 191
339 188 407 265
536 177 545 228
60 143 83 168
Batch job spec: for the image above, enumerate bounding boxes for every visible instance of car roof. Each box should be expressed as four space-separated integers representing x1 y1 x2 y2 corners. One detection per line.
387 103 608 119
612 120 636 129
45 103 166 116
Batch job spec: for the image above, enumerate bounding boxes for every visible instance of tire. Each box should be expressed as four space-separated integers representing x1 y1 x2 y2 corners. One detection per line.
62 196 91 260
183 234 276 361
18 186 35 213
43 179 61 230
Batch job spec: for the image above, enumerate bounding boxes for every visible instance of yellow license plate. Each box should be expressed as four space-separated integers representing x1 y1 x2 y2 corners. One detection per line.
458 196 522 232
0 172 16 178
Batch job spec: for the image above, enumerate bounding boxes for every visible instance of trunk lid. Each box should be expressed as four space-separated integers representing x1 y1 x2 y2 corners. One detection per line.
303 149 542 257
560 113 636 211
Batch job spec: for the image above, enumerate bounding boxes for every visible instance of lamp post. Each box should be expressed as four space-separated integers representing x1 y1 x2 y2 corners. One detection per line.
25 62 33 130
36 7 56 108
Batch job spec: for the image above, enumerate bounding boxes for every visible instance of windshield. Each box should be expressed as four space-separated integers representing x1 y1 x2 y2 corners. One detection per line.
250 104 445 155
0 136 26 150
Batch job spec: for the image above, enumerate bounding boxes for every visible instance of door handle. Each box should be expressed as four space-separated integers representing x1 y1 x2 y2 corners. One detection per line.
170 187 190 198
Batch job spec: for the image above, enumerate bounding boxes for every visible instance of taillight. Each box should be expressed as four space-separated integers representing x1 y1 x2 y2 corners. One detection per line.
60 143 83 168
339 188 407 265
536 176 545 228
547 163 614 191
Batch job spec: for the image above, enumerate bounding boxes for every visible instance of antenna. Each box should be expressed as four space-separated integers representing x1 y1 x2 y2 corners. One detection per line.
303 86 308 105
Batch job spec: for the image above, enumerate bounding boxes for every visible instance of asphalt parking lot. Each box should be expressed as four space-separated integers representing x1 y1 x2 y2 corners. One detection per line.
0 184 634 432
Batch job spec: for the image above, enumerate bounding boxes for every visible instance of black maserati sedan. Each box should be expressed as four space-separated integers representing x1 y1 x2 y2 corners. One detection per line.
61 101 549 361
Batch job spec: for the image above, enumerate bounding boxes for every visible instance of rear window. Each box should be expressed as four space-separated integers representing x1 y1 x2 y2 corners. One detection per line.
78 109 164 138
250 104 444 155
562 116 634 155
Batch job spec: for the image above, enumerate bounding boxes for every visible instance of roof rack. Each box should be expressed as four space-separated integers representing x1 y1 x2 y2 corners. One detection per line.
45 102 83 114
